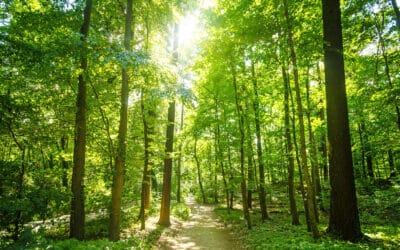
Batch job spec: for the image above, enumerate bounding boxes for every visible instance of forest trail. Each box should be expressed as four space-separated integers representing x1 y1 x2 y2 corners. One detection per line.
155 196 243 250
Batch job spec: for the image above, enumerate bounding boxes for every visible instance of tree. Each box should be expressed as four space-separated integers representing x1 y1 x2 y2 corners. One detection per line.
322 0 363 241
109 0 134 241
282 0 318 238
158 23 178 227
282 65 300 226
232 61 252 229
250 61 269 221
70 0 92 240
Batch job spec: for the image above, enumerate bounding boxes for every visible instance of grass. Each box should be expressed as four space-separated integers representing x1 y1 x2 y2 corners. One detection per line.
1 200 193 250
214 180 400 249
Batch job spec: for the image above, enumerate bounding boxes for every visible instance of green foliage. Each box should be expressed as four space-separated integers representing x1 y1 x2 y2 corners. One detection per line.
171 202 191 220
216 191 400 249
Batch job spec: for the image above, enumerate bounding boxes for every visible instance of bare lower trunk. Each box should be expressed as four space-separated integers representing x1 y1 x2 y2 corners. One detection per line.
109 0 133 241
282 66 299 225
283 0 318 238
70 0 92 240
322 0 362 241
232 66 251 229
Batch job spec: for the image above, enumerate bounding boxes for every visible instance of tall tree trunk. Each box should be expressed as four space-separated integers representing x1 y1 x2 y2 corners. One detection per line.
158 100 176 226
177 104 184 203
139 89 153 230
357 123 367 179
232 65 251 229
316 63 328 181
282 66 300 225
305 70 321 223
227 137 234 209
13 147 25 241
250 61 268 220
322 0 362 241
60 135 69 189
158 23 178 227
215 102 230 210
245 111 255 209
109 0 133 241
283 0 318 238
194 139 206 203
288 71 309 230
139 8 153 229
70 0 92 240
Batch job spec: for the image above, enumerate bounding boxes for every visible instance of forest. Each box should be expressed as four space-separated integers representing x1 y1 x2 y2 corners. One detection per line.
1 0 400 249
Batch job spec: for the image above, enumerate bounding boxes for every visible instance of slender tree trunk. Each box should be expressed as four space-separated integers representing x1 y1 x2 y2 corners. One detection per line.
283 0 318 238
109 0 133 241
70 0 92 240
139 9 153 229
213 165 219 203
357 123 367 179
316 63 328 181
60 136 69 189
322 0 362 241
288 71 309 230
250 61 268 220
90 80 115 171
245 112 255 209
158 23 178 227
194 139 206 203
282 66 300 225
13 147 25 241
305 70 321 223
232 65 251 229
139 89 152 230
177 104 184 203
227 137 234 209
158 100 176 226
215 103 230 210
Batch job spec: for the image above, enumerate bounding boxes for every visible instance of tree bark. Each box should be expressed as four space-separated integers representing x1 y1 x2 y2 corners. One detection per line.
194 139 206 204
232 65 251 229
305 70 321 223
316 63 328 181
158 23 178 227
158 100 176 226
60 135 69 189
250 61 268 220
70 0 92 240
282 0 318 238
177 104 184 203
282 66 300 225
215 102 230 210
109 0 133 241
322 0 362 241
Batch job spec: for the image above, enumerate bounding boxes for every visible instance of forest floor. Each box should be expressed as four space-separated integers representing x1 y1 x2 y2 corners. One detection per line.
154 195 244 250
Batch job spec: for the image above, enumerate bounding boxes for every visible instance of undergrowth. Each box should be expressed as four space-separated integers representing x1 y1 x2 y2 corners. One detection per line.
215 180 400 249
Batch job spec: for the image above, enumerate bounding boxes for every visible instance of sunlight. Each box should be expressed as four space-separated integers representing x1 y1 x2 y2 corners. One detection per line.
201 0 216 8
177 0 215 50
178 13 199 49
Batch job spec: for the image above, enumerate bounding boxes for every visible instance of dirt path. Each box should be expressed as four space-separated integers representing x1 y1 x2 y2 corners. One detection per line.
155 196 243 249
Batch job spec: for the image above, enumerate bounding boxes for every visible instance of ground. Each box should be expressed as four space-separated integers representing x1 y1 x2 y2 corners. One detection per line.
155 196 243 250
